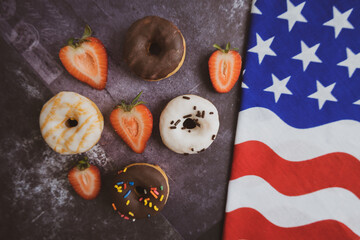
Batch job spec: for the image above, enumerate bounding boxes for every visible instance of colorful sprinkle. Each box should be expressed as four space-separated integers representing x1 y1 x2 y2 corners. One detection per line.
124 216 129 220
124 183 127 189
117 189 123 193
117 182 124 185
112 203 117 211
126 200 130 205
129 181 134 186
150 190 158 199
132 219 136 222
154 206 159 211
139 197 143 202
128 212 134 217
147 214 151 218
117 170 123 174
149 202 153 208
160 186 164 191
123 190 131 198
154 190 159 195
144 199 148 206
123 167 127 173
160 195 164 202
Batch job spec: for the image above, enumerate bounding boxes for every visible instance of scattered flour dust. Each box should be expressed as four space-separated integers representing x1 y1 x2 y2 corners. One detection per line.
11 136 75 234
86 144 113 171
9 134 112 238
219 0 246 28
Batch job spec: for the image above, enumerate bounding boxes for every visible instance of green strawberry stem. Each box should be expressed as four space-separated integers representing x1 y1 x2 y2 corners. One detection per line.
76 156 90 171
213 43 239 53
117 91 146 112
67 24 92 49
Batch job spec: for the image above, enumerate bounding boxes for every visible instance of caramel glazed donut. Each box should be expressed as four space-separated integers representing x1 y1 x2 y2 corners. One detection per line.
160 94 220 154
111 163 169 221
123 16 186 81
39 91 104 154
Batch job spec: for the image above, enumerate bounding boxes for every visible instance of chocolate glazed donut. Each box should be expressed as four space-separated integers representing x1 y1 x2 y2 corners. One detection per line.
110 163 169 221
124 16 186 81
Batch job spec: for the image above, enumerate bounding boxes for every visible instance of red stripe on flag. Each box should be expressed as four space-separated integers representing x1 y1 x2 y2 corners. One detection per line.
230 141 360 198
223 208 358 240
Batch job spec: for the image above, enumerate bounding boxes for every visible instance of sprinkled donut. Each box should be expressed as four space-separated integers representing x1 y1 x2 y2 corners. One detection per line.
39 91 104 154
159 94 220 154
110 163 169 221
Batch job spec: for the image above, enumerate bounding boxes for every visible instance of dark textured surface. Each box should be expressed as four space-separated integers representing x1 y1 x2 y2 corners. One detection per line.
0 0 251 239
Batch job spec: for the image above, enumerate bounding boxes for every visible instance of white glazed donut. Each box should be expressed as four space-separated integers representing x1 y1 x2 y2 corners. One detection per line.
159 94 219 154
39 91 104 154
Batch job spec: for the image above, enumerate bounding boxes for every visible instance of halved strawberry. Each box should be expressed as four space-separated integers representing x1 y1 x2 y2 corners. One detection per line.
68 157 101 200
208 43 242 93
110 92 153 153
59 25 108 90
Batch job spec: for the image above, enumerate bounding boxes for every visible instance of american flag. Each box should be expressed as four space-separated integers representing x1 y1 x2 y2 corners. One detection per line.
223 0 360 239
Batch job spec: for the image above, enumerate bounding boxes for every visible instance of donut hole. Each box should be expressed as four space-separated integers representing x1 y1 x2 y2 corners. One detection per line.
65 118 78 128
148 42 162 55
183 118 197 129
135 186 148 196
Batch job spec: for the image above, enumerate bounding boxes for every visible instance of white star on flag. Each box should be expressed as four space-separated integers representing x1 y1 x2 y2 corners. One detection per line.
277 0 307 32
248 33 277 64
292 41 322 71
308 80 337 110
251 0 262 15
337 48 360 78
264 74 292 103
353 99 360 106
323 6 354 39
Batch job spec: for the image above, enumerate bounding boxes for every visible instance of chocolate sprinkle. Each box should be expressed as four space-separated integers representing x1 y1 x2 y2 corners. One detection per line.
201 111 205 118
182 96 190 100
209 112 214 115
188 130 191 133
196 111 201 117
191 148 194 151
193 106 197 110
212 135 216 140
170 120 174 124
174 119 181 126
184 153 189 155
196 123 201 127
181 127 186 130
197 148 205 153
183 114 192 118
170 126 176 129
